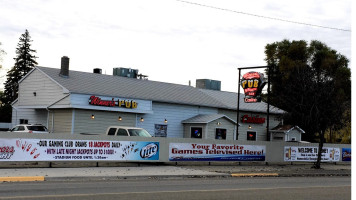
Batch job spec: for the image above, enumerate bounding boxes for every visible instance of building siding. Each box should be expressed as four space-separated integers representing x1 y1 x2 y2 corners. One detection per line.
11 108 48 128
207 118 235 140
18 69 67 106
73 109 136 134
218 109 282 141
137 102 218 138
50 109 72 133
286 129 302 141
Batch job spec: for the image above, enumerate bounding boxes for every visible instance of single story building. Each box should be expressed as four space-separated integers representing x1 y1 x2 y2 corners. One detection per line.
270 125 305 142
12 56 290 141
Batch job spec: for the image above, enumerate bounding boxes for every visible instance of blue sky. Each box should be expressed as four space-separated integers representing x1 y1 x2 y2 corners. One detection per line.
0 0 352 92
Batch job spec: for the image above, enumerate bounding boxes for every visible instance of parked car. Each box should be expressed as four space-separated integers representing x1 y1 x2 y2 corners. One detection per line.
10 124 49 134
106 126 152 137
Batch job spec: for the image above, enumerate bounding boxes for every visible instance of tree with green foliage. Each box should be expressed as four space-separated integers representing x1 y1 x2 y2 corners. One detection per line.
264 39 350 169
4 30 38 105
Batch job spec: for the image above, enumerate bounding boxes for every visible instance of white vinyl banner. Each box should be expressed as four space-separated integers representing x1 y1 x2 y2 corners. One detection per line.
284 146 340 162
0 138 159 161
169 143 266 161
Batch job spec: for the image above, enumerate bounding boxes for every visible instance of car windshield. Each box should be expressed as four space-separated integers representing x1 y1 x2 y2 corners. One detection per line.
128 129 152 137
27 126 47 131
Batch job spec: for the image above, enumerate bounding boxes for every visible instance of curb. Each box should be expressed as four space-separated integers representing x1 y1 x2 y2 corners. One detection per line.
0 176 45 182
231 173 279 177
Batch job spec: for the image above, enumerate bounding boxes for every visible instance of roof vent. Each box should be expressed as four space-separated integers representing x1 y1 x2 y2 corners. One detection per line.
60 56 70 77
93 68 102 74
196 79 221 91
113 67 138 78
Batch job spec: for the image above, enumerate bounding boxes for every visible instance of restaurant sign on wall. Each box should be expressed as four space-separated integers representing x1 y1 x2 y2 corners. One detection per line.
89 95 138 109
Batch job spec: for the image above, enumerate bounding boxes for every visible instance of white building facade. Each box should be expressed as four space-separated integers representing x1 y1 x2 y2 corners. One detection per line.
12 59 286 141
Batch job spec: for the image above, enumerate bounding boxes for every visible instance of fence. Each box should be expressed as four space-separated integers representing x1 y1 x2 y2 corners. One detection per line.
0 132 351 165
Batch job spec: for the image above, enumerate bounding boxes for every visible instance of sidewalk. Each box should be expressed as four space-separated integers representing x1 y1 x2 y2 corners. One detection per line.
0 163 351 182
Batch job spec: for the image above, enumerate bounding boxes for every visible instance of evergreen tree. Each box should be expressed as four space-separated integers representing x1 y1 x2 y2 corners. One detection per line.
4 30 38 104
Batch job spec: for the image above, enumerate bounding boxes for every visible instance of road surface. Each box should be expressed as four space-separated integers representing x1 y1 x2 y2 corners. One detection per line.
0 176 350 200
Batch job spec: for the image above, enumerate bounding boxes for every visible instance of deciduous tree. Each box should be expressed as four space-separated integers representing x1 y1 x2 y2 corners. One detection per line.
264 39 350 169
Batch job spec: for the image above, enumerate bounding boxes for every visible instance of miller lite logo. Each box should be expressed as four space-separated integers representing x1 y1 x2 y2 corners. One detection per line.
140 143 158 159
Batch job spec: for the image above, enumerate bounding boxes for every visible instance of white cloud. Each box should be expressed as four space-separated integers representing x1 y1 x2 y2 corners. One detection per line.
0 0 351 92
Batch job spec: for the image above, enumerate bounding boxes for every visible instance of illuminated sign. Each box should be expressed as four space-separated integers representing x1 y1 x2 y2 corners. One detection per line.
241 72 266 103
241 115 266 124
89 96 137 109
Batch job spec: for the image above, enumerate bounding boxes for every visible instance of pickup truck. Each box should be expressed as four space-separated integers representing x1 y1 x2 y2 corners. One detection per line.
106 126 152 137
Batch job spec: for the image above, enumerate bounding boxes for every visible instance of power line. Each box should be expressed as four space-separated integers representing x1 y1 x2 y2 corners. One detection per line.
175 0 351 32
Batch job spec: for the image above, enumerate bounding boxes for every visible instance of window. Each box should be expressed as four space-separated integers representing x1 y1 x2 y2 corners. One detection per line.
191 127 202 138
27 125 47 131
107 128 117 136
154 124 167 137
247 131 256 141
215 128 226 140
18 126 25 131
291 137 296 141
117 128 128 136
128 129 151 137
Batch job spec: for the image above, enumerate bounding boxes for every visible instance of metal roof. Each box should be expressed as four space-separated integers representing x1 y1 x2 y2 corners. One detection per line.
181 114 237 124
36 66 285 114
270 125 305 134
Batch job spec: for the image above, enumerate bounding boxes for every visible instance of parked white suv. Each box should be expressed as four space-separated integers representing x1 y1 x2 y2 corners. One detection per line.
106 126 152 137
10 124 49 134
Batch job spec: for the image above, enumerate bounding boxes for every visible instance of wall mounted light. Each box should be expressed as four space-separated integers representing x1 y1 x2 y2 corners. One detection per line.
91 114 95 119
118 116 122 121
217 122 221 126
33 92 36 96
140 117 144 122
164 119 168 123
248 125 252 129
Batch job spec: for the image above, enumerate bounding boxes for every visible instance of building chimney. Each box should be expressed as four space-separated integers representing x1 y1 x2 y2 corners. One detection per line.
60 56 70 77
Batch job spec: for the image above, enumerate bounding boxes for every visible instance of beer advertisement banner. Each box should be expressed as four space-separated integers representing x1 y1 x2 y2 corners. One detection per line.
284 146 340 162
169 143 265 161
342 148 351 161
0 138 159 161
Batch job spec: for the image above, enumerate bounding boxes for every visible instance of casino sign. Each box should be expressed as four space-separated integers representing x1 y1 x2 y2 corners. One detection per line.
241 72 266 103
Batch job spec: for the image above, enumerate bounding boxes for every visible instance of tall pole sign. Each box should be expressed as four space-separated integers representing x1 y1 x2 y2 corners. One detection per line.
241 72 266 103
237 66 270 141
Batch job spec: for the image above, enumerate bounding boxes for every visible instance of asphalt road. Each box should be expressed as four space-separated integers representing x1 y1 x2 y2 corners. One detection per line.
0 176 351 200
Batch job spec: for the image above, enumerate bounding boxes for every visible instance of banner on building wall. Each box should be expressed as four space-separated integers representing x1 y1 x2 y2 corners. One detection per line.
284 146 340 162
0 138 159 161
169 143 265 161
342 148 351 161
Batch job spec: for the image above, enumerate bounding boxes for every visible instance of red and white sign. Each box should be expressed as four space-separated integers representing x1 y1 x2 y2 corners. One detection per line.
0 138 159 161
241 72 266 103
241 115 266 124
